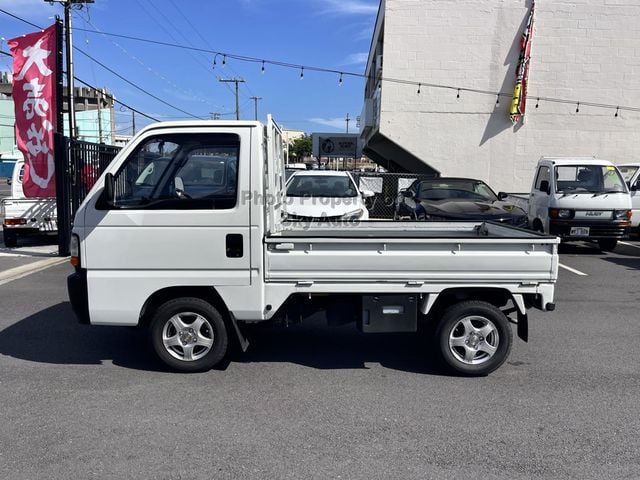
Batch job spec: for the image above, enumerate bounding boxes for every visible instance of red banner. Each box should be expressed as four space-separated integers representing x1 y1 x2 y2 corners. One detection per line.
8 24 58 198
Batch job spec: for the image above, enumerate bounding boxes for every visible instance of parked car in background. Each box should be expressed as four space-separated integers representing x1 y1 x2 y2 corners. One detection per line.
528 157 632 251
395 177 528 227
617 163 640 235
1 159 57 247
285 170 373 221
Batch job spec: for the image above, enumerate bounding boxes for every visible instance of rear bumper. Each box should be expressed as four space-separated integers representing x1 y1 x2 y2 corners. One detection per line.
549 219 630 239
67 269 90 324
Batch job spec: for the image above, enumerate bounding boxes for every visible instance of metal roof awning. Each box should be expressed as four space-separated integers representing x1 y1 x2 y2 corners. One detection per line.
363 133 440 175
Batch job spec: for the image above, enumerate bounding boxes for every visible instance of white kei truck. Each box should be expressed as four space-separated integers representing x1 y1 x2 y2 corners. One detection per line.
67 117 559 376
527 157 632 251
1 158 57 248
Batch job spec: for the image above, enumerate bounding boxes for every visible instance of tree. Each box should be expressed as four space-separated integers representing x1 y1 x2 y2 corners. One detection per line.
289 135 312 160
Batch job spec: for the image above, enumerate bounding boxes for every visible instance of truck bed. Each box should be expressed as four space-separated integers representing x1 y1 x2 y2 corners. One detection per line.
265 221 559 283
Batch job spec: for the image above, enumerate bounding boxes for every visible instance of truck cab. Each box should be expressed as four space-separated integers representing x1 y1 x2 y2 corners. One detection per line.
528 157 632 251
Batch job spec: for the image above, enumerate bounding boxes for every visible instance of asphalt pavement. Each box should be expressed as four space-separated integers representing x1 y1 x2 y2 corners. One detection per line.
0 240 638 479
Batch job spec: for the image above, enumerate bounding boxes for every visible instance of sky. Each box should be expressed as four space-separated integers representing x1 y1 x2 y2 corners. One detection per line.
0 0 379 136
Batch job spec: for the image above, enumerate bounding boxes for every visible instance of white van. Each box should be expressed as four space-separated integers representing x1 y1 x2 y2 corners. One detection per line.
616 163 640 235
528 157 632 251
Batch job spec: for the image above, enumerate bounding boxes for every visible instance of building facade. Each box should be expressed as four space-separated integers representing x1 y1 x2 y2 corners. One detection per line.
361 0 640 191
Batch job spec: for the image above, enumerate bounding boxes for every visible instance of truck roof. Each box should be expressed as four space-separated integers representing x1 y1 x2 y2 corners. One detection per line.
538 156 614 166
137 120 263 136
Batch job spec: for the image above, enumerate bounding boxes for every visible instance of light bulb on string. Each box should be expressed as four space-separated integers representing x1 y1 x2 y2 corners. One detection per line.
417 83 421 94
261 60 265 74
222 55 226 65
338 72 343 86
615 106 619 118
576 102 580 113
300 66 304 80
456 88 460 99
535 98 539 108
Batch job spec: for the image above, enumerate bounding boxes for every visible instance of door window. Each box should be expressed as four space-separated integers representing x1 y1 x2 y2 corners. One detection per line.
107 133 239 210
534 166 550 191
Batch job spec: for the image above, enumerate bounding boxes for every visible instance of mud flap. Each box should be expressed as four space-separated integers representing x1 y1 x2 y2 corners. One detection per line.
517 311 528 342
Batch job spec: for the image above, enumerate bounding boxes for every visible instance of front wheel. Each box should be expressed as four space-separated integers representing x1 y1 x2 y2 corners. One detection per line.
436 301 512 376
150 297 228 372
598 238 617 251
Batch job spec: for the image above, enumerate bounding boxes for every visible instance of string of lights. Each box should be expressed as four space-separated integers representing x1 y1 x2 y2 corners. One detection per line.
2 7 640 117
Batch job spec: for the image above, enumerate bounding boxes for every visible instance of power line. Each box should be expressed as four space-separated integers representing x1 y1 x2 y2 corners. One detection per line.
0 7 202 120
4 7 640 116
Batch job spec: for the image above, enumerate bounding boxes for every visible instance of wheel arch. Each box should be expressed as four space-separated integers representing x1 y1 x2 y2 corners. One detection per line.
423 287 516 318
138 286 230 329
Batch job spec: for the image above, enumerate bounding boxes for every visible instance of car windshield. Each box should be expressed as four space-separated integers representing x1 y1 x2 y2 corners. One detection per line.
555 165 627 194
617 165 639 183
286 175 357 197
416 179 498 202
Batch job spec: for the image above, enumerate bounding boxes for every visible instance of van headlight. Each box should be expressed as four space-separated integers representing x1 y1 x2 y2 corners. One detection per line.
549 208 573 219
613 209 632 220
341 209 364 220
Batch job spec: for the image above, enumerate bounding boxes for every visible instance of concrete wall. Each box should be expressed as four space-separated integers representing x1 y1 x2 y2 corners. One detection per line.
377 0 640 191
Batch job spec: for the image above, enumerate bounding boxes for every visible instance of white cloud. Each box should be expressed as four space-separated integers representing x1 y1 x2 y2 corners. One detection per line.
317 0 378 16
341 52 368 66
308 117 348 130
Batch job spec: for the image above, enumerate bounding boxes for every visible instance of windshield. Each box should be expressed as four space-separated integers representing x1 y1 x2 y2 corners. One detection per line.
617 165 639 183
555 165 627 194
416 179 499 202
286 174 357 197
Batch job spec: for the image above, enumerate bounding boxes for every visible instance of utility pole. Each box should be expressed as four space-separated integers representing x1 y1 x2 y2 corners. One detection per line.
345 113 351 134
249 96 262 121
132 110 136 135
47 0 94 140
219 78 245 120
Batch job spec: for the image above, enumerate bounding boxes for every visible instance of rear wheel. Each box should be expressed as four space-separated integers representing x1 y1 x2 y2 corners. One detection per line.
436 301 512 376
150 297 228 372
598 238 618 251
3 229 17 248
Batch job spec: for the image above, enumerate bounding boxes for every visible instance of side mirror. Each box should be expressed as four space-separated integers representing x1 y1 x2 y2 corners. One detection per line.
361 189 375 198
102 172 115 206
6 178 11 186
539 180 550 194
631 183 638 192
400 189 414 198
498 191 508 200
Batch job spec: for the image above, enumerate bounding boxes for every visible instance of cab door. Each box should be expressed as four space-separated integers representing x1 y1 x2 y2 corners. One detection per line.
80 126 253 325
528 165 551 232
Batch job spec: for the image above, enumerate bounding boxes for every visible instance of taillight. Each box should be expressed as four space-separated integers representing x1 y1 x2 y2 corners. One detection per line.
70 234 80 267
3 218 27 225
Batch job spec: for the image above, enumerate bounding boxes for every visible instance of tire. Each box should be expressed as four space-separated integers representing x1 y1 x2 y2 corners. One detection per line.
435 301 512 376
149 297 228 372
598 238 617 251
3 229 17 248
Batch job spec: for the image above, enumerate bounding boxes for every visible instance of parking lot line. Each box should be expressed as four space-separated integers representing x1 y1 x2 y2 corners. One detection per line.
558 263 588 276
0 257 68 286
619 241 640 249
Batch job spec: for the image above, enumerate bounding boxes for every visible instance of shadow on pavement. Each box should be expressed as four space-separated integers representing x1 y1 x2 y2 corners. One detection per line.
0 302 448 375
602 256 640 271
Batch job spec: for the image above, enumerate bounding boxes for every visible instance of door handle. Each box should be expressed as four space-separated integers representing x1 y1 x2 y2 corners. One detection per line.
226 233 243 258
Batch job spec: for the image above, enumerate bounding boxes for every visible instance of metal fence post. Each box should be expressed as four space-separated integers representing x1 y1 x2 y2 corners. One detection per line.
54 133 71 256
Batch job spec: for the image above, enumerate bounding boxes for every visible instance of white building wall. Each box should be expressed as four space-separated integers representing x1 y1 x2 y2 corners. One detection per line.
376 0 640 191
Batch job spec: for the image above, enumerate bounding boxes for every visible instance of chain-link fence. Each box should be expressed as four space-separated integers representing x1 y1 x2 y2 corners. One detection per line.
352 172 439 219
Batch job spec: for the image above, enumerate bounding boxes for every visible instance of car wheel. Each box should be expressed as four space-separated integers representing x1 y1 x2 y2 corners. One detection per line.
3 229 17 248
436 301 512 376
150 297 228 372
598 238 617 251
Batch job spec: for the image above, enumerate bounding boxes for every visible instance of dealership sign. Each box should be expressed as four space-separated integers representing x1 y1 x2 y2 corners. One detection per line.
8 24 58 198
312 133 363 158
